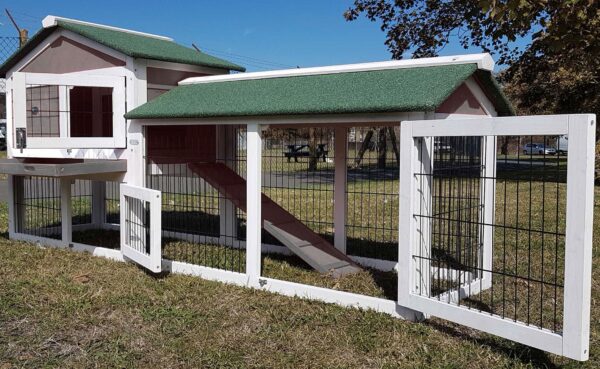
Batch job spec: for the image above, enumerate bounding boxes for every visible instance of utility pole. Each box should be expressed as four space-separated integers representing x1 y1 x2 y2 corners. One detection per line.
5 9 28 47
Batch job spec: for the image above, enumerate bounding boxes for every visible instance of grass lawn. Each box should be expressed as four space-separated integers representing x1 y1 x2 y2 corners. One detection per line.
1 182 600 368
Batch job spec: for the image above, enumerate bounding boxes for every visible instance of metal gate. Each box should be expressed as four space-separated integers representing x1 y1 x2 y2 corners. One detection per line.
398 114 595 361
120 184 162 272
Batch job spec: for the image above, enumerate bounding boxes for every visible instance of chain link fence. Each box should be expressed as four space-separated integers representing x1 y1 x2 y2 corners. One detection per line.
0 36 20 120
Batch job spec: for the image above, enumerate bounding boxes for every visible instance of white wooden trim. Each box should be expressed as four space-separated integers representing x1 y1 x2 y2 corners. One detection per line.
562 114 596 361
479 135 497 291
120 184 162 272
144 59 230 75
14 72 127 149
42 15 173 41
409 115 569 137
400 113 596 361
408 294 563 355
180 54 494 85
11 73 26 130
397 120 416 307
91 181 106 227
255 277 422 321
135 112 416 127
245 123 262 280
60 178 72 246
333 126 347 253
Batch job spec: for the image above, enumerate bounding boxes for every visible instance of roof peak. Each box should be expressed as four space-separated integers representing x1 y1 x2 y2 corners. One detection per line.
42 15 173 42
179 53 494 86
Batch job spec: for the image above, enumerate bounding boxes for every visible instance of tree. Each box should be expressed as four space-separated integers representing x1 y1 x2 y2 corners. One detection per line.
345 0 599 182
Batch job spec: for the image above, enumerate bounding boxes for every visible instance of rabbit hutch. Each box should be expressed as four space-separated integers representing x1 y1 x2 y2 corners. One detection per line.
0 16 596 361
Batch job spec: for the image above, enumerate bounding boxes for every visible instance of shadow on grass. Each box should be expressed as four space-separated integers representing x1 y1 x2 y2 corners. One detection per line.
424 319 560 368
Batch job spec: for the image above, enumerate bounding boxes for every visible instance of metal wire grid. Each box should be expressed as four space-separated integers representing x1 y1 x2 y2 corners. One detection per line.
123 195 151 255
0 36 19 94
260 127 335 247
105 181 120 224
146 125 246 272
71 179 92 225
25 84 114 138
412 135 566 333
26 84 60 137
13 176 62 239
346 126 400 261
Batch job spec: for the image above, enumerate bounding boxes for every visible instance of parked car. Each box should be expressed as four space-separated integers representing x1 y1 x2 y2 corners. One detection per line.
0 120 5 151
434 139 452 153
557 135 568 154
523 143 556 155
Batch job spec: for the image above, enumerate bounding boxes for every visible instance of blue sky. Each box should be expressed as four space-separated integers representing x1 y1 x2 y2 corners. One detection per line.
0 0 522 71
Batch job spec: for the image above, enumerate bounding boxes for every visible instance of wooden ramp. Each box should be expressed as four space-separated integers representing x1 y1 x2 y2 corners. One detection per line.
188 163 361 277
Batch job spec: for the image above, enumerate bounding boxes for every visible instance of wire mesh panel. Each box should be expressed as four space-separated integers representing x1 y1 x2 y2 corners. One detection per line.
346 126 400 261
399 115 595 360
0 36 19 94
120 184 161 273
105 181 120 224
261 127 335 246
72 179 92 225
409 135 567 332
13 176 61 239
145 125 246 273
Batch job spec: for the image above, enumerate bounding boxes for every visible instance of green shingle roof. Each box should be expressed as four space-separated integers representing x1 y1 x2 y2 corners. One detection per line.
0 19 245 76
125 64 514 119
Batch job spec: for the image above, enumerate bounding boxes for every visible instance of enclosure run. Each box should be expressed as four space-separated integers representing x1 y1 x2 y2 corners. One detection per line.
0 15 596 362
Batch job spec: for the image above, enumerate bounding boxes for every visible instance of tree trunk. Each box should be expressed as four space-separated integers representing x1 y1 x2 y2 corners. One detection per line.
377 127 387 169
387 126 400 166
354 129 374 167
308 127 318 171
500 136 510 155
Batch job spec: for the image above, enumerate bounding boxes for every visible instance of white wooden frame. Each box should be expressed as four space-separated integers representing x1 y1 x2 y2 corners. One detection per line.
12 72 126 149
398 114 596 361
120 184 162 272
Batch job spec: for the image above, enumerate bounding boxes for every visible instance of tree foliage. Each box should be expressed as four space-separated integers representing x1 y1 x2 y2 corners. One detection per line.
345 0 600 182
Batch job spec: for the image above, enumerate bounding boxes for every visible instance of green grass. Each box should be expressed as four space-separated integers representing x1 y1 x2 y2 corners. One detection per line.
1 189 600 368
1 172 599 367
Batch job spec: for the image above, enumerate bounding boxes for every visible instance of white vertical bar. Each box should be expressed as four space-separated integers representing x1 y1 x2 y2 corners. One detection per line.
60 178 72 246
562 114 596 361
149 189 162 273
246 122 262 280
11 72 26 130
91 181 106 227
58 85 69 138
334 126 348 253
7 175 18 236
416 137 433 298
5 76 14 154
398 121 416 306
479 135 497 289
218 125 238 246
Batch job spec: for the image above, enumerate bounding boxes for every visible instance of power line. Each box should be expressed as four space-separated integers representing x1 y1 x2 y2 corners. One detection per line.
200 46 295 69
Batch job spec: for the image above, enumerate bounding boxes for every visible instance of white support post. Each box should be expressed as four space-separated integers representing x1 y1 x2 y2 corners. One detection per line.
7 175 23 236
333 126 347 253
246 123 262 281
562 114 596 361
91 181 106 228
398 121 416 306
60 178 73 246
58 85 69 138
479 135 496 289
217 125 238 246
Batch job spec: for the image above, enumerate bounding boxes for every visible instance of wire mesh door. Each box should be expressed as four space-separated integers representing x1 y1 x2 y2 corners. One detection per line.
120 184 162 273
398 115 595 361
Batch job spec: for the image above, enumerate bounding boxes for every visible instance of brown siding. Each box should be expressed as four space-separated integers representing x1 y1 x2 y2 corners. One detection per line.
147 67 208 86
435 83 487 115
21 36 125 74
